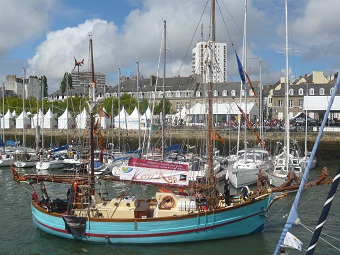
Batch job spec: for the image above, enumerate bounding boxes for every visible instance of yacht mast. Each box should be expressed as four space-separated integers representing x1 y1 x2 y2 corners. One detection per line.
22 68 26 148
161 20 166 161
89 34 95 195
284 0 290 171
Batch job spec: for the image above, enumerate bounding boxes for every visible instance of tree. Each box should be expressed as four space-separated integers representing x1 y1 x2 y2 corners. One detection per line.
60 72 73 95
153 99 172 115
40 75 48 97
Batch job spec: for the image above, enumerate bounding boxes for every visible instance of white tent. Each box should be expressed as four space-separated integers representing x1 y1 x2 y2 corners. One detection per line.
31 110 44 129
58 108 74 129
1 109 14 129
127 107 141 130
76 108 89 129
114 106 129 127
186 102 258 125
173 106 188 125
16 110 31 129
44 108 57 129
95 107 110 130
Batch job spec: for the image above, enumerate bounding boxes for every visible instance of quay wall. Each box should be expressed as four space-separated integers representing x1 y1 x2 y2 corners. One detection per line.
4 128 340 161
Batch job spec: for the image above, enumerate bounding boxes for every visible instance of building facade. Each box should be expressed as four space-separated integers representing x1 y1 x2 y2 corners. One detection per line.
5 75 43 99
71 70 106 89
192 41 227 83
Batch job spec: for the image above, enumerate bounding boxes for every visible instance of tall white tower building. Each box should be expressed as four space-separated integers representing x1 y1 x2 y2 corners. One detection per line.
192 41 227 83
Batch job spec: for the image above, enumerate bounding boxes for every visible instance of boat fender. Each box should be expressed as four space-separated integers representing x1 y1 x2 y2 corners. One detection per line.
0 155 2 160
161 195 175 209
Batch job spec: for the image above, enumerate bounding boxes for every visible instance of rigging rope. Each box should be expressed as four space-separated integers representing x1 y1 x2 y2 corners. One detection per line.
305 165 340 254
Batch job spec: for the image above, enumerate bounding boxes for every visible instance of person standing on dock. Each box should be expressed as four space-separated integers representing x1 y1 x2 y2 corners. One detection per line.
224 179 230 206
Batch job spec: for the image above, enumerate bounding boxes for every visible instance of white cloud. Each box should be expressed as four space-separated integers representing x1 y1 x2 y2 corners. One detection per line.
0 0 56 55
3 0 340 93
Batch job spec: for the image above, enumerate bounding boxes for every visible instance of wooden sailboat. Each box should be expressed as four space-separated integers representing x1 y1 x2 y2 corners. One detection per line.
11 3 277 244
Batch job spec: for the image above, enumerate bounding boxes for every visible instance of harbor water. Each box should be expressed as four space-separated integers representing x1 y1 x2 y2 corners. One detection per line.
1 160 340 255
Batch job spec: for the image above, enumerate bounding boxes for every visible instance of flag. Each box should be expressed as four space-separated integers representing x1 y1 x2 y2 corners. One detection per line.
283 231 303 251
235 50 246 84
98 107 110 118
235 50 257 96
211 130 225 144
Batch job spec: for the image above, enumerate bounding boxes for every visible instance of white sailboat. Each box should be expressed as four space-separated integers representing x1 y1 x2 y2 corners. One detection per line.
228 1 272 188
14 69 39 168
0 84 15 167
265 0 303 187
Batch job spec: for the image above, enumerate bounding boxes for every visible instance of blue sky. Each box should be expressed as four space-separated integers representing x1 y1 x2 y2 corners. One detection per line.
1 0 339 93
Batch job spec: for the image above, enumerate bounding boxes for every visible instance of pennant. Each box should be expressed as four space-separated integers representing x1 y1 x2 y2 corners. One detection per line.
283 232 303 251
244 71 257 96
211 130 225 144
98 107 110 118
234 102 270 154
93 118 100 135
235 50 246 84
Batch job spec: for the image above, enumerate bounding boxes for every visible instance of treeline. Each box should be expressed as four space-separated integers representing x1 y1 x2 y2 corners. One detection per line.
0 94 173 118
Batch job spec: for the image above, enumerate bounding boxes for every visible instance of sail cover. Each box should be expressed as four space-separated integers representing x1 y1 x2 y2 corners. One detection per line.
62 216 86 236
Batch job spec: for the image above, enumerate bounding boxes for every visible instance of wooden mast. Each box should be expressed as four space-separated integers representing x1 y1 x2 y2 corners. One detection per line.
206 0 216 208
89 34 95 195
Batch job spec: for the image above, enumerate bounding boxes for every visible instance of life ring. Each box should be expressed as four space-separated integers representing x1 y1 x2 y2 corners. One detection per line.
161 195 175 209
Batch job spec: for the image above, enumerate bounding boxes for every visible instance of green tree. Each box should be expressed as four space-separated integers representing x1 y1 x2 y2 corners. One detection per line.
60 72 73 95
120 93 137 114
153 98 172 115
40 75 48 97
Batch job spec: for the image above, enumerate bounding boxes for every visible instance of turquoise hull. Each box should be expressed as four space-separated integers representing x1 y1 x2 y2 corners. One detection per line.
31 195 272 244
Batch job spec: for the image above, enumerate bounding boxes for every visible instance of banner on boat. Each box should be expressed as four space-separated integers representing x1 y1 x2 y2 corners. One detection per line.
120 157 189 186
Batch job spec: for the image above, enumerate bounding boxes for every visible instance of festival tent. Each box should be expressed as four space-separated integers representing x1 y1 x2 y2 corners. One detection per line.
127 107 141 130
1 109 14 129
76 108 89 129
114 106 129 128
186 102 259 125
58 108 74 129
172 106 188 125
31 110 44 129
44 108 57 129
16 109 31 129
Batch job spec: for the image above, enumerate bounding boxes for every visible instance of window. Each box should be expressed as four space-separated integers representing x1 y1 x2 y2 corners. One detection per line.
222 90 228 96
289 88 294 95
330 87 334 94
289 100 293 108
309 88 314 95
231 90 236 97
299 99 303 108
241 89 245 96
319 88 325 95
213 90 218 97
175 91 180 97
195 91 201 97
298 88 304 95
278 100 282 108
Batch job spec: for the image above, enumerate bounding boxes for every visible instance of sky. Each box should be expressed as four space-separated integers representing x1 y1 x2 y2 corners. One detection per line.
1 0 340 94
